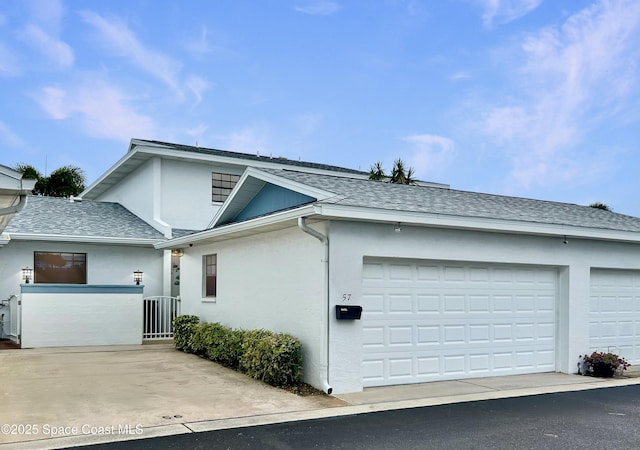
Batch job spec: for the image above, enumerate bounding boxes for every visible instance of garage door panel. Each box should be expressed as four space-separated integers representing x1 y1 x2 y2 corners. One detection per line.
590 269 640 364
362 260 558 387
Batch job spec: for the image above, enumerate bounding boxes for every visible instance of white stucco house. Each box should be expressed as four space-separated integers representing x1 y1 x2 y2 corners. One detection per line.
157 166 640 394
2 139 640 395
0 139 365 347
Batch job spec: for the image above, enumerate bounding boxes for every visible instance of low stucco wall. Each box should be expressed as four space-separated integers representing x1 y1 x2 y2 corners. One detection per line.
20 284 143 348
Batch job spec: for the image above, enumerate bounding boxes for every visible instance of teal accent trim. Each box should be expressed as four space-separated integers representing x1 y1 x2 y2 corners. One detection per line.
233 184 316 222
21 284 144 294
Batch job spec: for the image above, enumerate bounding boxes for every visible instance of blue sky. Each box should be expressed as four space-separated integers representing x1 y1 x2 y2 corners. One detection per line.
1 0 639 215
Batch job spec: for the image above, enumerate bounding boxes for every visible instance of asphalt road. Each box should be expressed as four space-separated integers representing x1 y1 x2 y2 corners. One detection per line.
80 385 640 450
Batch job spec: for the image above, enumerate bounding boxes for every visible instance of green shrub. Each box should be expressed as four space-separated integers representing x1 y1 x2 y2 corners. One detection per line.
190 322 245 369
215 328 246 370
240 329 303 387
189 322 218 356
173 316 303 388
173 315 200 352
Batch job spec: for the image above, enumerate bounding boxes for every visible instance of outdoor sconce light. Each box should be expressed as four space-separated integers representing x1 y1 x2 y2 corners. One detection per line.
133 270 143 285
171 249 184 257
22 267 33 284
394 223 402 233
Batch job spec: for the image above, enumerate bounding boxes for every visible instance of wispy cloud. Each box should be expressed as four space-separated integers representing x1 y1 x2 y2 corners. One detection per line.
186 124 209 137
481 0 640 189
33 79 156 142
450 71 472 81
0 121 26 148
80 11 183 95
186 27 212 55
291 112 323 135
0 42 21 76
294 1 342 16
25 0 65 32
185 75 210 105
223 126 270 154
20 24 74 69
479 0 542 28
403 134 456 177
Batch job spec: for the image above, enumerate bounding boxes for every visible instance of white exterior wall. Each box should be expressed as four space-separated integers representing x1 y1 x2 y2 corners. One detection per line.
95 158 169 235
0 241 164 300
96 158 245 233
328 221 640 393
160 160 243 230
179 224 326 389
21 289 142 347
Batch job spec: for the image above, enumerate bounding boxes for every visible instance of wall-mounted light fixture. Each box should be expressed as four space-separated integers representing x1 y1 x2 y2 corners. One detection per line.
133 270 143 285
394 223 402 233
171 249 184 258
22 267 33 284
563 235 568 245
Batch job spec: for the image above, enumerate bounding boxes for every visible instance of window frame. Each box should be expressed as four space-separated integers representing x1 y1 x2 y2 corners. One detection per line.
33 251 87 284
203 253 217 298
212 172 240 203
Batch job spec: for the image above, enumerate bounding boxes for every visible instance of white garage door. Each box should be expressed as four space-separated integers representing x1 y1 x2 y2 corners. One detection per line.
590 269 640 364
361 260 557 387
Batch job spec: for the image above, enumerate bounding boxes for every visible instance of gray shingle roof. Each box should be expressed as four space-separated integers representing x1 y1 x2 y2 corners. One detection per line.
259 169 640 233
5 196 165 240
137 139 367 175
172 228 199 238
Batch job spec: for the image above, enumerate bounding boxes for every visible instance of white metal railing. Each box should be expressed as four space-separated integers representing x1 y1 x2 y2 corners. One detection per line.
0 294 20 343
143 296 181 340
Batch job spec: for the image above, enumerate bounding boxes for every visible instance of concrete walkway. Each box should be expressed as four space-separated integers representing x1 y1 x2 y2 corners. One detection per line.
1 345 638 449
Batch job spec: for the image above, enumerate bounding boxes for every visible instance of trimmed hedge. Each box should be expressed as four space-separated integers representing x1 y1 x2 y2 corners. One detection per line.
240 329 302 386
172 315 302 387
173 314 200 352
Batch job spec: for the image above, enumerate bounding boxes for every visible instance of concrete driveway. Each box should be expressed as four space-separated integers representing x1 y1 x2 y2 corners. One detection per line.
2 344 638 449
0 344 344 447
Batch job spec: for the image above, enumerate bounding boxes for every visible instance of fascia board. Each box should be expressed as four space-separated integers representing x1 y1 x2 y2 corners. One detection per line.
242 167 337 200
6 232 163 246
129 145 368 178
313 204 640 243
80 143 144 199
207 168 264 228
157 204 316 249
208 167 336 229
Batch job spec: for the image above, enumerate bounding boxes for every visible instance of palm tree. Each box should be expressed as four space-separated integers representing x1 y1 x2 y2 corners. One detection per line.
46 166 86 197
368 159 416 184
15 163 86 197
368 161 386 181
390 158 416 185
14 163 47 195
589 202 612 211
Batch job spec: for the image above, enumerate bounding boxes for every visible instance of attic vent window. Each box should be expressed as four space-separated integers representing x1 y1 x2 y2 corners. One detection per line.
212 172 240 203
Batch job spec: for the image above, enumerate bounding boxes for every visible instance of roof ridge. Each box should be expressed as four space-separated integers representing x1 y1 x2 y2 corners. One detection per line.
134 138 366 175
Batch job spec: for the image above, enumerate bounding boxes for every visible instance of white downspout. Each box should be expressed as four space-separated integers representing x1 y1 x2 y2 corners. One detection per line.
0 195 28 216
298 217 332 395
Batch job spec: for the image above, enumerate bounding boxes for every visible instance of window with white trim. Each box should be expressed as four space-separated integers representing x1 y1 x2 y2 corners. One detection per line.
204 254 217 297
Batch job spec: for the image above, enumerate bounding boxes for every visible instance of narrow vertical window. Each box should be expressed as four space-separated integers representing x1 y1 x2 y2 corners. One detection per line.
204 254 217 297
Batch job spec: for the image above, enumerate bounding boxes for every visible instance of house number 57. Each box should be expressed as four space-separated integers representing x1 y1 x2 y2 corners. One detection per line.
342 293 352 302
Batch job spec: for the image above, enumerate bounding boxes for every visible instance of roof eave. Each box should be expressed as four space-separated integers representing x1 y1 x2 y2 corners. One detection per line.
6 232 164 246
208 167 337 228
314 203 640 243
156 204 317 249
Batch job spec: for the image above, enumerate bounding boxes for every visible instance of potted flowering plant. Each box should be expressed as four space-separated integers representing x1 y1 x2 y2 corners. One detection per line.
579 351 630 378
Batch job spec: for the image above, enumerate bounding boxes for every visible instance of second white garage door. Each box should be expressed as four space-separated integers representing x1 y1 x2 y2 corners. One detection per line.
590 269 640 364
361 260 557 387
